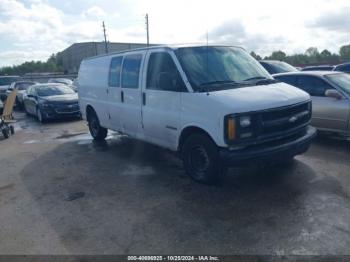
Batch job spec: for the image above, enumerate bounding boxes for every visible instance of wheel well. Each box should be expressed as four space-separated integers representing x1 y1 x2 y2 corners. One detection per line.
86 105 95 120
178 126 214 152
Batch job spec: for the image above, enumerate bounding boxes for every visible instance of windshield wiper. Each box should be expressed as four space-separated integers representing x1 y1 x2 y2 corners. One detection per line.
197 80 249 92
243 76 279 85
199 80 240 86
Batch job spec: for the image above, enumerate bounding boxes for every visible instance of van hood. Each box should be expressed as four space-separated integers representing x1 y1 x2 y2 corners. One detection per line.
208 82 310 113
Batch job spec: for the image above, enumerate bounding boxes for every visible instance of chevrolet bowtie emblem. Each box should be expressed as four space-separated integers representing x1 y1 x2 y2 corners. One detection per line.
289 116 298 123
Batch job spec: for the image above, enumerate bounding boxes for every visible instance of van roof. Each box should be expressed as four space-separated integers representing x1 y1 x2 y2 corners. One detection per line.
83 44 245 61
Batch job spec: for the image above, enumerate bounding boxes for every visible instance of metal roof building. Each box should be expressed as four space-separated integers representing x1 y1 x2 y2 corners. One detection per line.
58 42 158 74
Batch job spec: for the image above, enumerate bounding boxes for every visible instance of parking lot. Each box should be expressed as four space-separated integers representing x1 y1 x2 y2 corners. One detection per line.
1 112 350 255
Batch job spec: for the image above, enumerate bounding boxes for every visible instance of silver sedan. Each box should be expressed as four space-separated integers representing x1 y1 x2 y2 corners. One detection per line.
273 71 350 135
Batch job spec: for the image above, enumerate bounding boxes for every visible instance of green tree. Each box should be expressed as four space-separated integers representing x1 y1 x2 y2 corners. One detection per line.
269 50 287 61
0 53 63 75
339 44 350 60
250 51 262 60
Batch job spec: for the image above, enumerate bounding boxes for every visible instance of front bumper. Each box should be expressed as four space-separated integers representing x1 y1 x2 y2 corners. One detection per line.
220 126 317 166
40 107 81 120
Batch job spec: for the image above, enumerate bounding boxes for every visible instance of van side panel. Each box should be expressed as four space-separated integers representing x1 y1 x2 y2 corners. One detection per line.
180 93 227 147
78 56 111 127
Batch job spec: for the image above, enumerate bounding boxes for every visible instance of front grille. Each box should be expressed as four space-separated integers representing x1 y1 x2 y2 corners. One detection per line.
260 102 311 137
228 101 312 146
53 102 80 114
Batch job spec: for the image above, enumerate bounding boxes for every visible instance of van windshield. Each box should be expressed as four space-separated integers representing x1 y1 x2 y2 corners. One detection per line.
175 46 272 92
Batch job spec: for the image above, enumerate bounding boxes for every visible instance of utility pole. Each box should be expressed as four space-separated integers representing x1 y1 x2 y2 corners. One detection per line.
102 21 108 53
145 14 149 46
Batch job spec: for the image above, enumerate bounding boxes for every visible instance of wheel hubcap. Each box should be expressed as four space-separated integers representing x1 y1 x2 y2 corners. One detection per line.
189 145 210 172
90 118 99 136
37 109 42 121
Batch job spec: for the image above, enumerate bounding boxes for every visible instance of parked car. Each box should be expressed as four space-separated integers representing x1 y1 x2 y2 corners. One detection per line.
301 65 335 71
0 75 20 101
23 83 80 122
274 71 350 135
77 44 316 184
48 78 76 91
334 62 350 74
259 60 298 74
6 81 36 108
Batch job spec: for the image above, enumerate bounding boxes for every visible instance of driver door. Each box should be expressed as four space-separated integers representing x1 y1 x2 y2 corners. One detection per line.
141 50 187 149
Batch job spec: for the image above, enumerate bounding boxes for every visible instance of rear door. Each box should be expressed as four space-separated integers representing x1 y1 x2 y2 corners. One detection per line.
141 50 186 149
120 52 145 137
296 75 350 131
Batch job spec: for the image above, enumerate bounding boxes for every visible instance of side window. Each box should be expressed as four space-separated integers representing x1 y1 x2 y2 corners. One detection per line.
146 52 186 91
297 76 333 97
337 65 350 73
109 56 123 87
275 75 297 86
261 63 275 74
121 54 142 89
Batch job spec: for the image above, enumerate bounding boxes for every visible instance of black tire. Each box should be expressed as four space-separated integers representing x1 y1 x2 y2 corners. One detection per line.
10 125 15 135
36 107 45 123
87 110 108 141
24 104 30 116
182 133 226 184
2 128 10 139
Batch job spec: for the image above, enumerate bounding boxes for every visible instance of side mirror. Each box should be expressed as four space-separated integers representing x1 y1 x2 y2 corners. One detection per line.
157 72 176 91
325 89 342 100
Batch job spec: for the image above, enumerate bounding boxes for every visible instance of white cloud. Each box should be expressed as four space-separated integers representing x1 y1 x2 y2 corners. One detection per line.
0 0 350 67
83 6 107 19
0 50 51 66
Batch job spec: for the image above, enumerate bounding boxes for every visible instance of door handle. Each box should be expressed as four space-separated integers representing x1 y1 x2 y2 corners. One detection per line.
142 92 146 106
121 91 124 103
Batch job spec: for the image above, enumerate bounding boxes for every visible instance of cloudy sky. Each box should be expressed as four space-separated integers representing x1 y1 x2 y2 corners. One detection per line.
0 0 349 67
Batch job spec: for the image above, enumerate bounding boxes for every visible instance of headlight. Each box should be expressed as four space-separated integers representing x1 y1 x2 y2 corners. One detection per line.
39 100 51 108
239 116 251 128
225 114 255 143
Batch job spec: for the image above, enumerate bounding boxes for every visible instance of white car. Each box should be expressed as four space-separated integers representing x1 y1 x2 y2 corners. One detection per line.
6 81 36 107
48 78 76 92
77 45 316 184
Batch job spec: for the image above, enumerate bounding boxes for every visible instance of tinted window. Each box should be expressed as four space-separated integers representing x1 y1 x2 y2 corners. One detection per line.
16 82 35 90
274 75 297 86
0 77 20 85
336 64 350 73
297 76 333 96
146 52 185 91
36 85 75 97
260 62 276 74
109 56 123 87
121 54 142 89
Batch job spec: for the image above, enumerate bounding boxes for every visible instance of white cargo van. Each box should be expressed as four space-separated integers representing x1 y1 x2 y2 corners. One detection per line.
77 45 316 184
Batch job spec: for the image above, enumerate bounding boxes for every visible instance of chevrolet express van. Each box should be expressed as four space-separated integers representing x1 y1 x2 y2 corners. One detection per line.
77 45 316 184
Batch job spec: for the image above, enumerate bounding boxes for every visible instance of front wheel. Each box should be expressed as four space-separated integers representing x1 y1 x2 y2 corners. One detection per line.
88 111 108 141
36 108 45 123
2 127 10 139
182 133 226 184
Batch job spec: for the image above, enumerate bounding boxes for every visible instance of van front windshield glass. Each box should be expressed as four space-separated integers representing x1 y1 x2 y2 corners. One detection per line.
175 46 272 92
